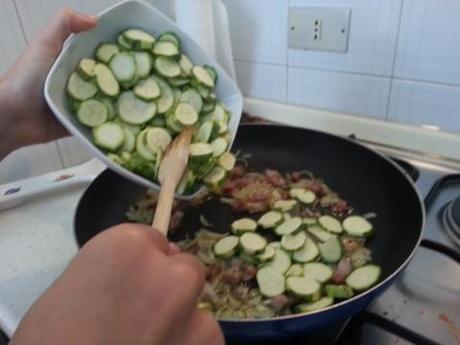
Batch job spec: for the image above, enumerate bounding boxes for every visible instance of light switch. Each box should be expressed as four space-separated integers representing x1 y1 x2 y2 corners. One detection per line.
288 7 351 52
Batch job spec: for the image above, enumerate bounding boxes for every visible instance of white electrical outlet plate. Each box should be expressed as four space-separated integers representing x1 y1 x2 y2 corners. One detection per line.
288 7 351 52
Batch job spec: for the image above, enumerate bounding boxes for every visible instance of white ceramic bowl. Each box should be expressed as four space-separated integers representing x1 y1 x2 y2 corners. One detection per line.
44 0 242 197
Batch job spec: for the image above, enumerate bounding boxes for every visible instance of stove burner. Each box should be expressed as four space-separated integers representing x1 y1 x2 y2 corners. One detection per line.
442 196 460 246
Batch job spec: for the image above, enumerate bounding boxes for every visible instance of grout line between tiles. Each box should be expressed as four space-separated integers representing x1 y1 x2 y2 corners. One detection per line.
11 0 28 44
384 0 405 121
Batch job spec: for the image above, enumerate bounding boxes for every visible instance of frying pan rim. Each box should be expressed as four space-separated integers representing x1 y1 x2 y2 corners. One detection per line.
74 123 426 323
219 123 426 323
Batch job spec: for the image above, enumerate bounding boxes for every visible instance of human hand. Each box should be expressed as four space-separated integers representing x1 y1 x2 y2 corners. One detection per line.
10 224 224 345
0 9 97 158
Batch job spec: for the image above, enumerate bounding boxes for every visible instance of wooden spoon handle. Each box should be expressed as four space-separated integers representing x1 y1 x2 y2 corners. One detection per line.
152 178 176 235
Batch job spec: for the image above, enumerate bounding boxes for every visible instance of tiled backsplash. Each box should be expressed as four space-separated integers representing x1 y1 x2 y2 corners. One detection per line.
1 0 459 184
224 0 460 133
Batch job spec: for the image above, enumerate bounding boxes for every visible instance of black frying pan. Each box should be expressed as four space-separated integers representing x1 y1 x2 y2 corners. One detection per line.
74 124 424 344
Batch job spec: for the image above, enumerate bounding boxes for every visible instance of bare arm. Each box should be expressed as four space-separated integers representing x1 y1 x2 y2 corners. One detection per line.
0 9 97 160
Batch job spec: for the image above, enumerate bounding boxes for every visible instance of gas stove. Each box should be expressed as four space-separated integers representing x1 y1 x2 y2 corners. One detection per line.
0 111 459 345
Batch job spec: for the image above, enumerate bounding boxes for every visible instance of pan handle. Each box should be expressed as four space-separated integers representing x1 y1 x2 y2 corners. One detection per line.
0 172 96 212
0 159 105 212
420 239 460 264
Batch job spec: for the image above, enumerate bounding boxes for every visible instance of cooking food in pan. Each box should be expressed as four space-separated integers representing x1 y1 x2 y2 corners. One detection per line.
127 155 381 319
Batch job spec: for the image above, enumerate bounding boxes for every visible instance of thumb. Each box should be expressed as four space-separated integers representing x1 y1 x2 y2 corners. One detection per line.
36 8 98 54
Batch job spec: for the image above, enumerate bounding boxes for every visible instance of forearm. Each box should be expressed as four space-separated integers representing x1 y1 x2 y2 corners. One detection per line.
0 77 24 160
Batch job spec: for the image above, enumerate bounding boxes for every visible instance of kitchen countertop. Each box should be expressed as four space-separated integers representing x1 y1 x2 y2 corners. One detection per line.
1 97 459 339
0 161 104 337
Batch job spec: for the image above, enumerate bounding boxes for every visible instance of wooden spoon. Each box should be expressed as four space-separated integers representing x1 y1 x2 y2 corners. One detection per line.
152 127 194 235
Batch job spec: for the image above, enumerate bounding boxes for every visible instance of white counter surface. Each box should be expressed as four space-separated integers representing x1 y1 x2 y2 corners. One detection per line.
0 98 459 338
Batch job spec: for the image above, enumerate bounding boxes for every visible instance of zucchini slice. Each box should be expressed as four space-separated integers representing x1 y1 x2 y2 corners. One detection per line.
96 43 119 64
231 218 257 234
303 262 333 283
272 199 298 212
210 137 228 157
165 114 184 133
195 120 219 143
155 57 181 78
153 40 179 57
256 267 285 297
203 166 226 190
180 88 203 114
303 217 317 226
118 91 157 125
286 276 321 301
275 217 302 236
174 102 198 126
217 152 236 172
192 65 215 88
209 103 230 123
257 245 276 262
325 284 354 299
266 248 291 274
94 63 120 97
345 265 381 291
318 215 343 234
123 29 155 50
93 122 124 151
158 31 180 46
134 52 153 79
285 264 304 277
101 98 116 120
307 225 332 242
258 211 283 229
117 33 132 50
168 77 189 87
292 237 319 263
342 215 374 237
145 127 172 153
77 99 108 128
135 129 156 161
281 231 307 251
77 58 96 80
213 236 239 258
296 297 334 313
318 235 342 263
240 232 267 254
204 65 217 83
121 128 135 152
67 72 98 101
153 76 174 114
189 142 213 163
109 52 136 83
179 54 193 76
134 77 161 101
289 188 316 204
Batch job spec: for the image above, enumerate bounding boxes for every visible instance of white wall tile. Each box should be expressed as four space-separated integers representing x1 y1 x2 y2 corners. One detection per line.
394 0 460 86
222 0 288 65
388 80 460 133
288 0 402 77
14 0 117 40
56 137 92 168
287 67 390 119
0 0 26 74
235 60 287 103
0 143 63 184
